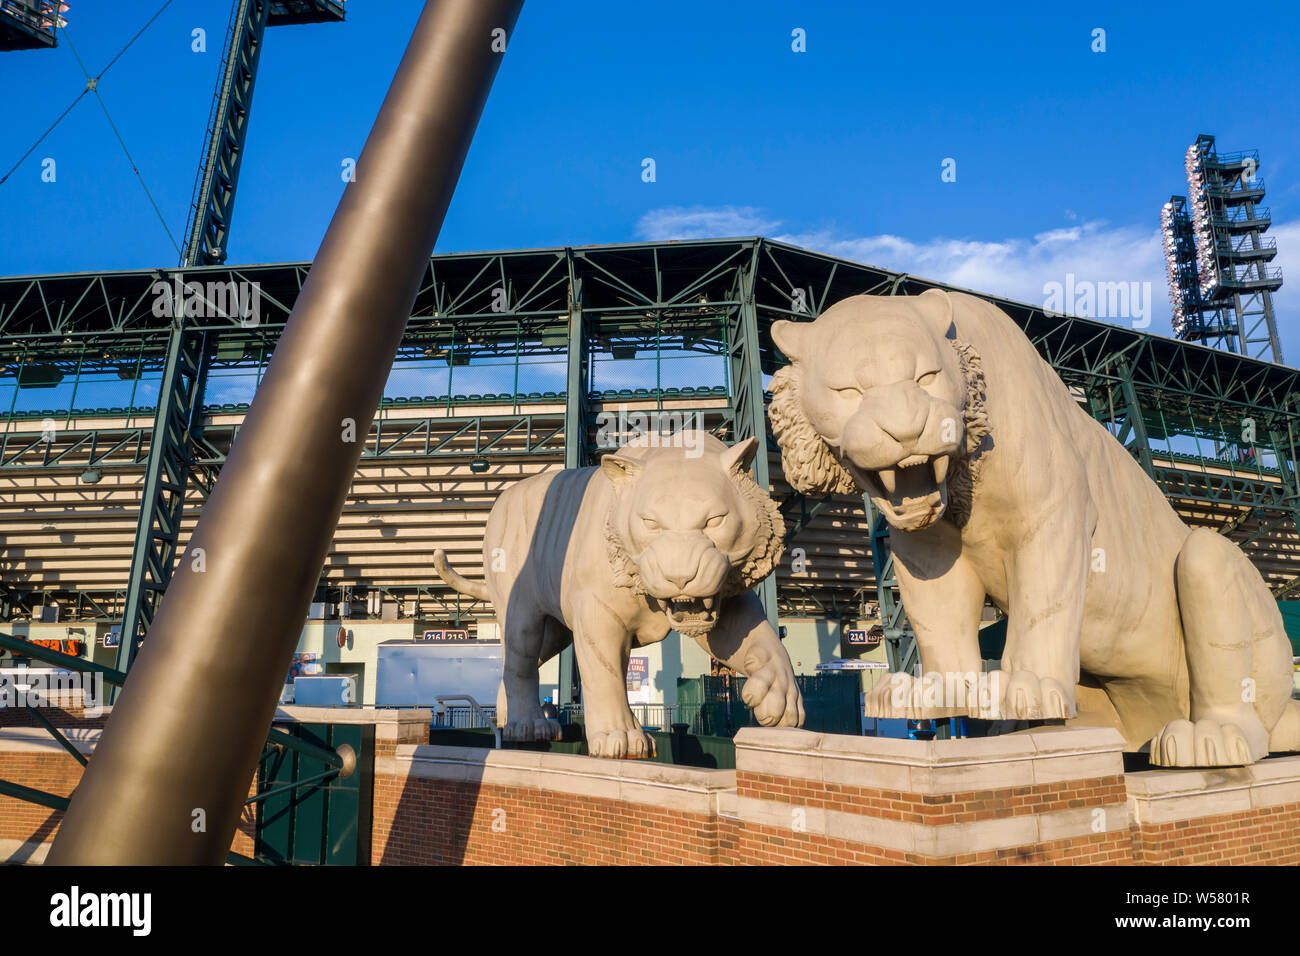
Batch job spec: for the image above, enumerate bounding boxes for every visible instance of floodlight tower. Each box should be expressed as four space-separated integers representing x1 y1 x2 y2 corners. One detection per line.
1163 134 1284 363
0 0 65 50
1160 196 1202 341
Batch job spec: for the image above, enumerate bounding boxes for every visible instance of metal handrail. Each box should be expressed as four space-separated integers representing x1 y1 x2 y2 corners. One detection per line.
435 694 500 748
266 726 346 769
0 777 68 811
244 766 340 807
0 631 351 780
0 631 125 685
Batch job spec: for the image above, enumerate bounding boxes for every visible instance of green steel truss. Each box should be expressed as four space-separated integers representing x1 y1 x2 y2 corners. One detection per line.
182 0 346 268
3 237 1300 626
107 0 346 664
728 246 779 626
116 322 210 670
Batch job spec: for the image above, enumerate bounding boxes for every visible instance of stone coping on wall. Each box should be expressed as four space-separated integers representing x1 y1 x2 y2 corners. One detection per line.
0 725 102 756
733 724 1127 792
272 705 431 727
273 706 432 752
0 838 49 864
393 743 736 817
1126 753 1300 825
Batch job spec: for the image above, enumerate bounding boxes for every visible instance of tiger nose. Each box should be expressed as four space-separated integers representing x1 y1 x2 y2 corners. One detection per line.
660 533 708 589
866 385 929 445
663 568 694 590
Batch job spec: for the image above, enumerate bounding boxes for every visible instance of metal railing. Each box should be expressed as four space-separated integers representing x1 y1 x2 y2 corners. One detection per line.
434 702 679 731
0 630 354 862
0 0 61 36
557 703 677 729
434 695 500 747
1213 206 1270 225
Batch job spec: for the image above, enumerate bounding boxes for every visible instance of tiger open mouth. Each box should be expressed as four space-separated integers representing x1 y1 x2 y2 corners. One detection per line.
656 595 719 633
853 453 951 531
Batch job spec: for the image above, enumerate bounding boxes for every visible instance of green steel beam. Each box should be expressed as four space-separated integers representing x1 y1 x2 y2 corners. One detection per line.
868 501 915 674
1266 422 1300 598
117 0 349 673
116 318 210 674
0 631 126 685
22 704 88 767
780 494 830 544
182 0 273 268
243 765 339 806
564 270 588 469
265 726 346 769
729 249 777 628
0 778 68 811
557 264 587 707
226 850 266 865
1115 358 1156 479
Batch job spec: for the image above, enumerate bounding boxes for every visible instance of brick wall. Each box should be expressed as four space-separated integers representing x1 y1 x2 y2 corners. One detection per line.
0 692 109 729
717 726 1138 866
376 779 722 865
1 721 258 864
373 746 733 865
374 726 1300 866
8 711 1300 865
1126 758 1300 865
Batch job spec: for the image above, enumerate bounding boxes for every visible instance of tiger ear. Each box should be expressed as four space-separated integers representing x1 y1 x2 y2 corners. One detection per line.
770 320 806 363
719 436 758 477
916 288 956 339
600 453 643 487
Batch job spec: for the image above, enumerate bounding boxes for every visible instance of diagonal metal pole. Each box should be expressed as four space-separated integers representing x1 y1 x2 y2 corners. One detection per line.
48 0 524 865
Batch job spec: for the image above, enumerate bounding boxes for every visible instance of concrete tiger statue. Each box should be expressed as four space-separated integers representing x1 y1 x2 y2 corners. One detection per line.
435 432 804 758
768 289 1300 767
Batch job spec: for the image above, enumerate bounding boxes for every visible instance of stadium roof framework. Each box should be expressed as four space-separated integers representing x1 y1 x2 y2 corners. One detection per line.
1 237 1299 638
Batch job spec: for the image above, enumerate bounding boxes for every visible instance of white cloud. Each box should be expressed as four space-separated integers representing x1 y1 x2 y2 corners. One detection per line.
776 219 1165 315
1268 219 1300 363
635 205 779 241
636 204 1300 359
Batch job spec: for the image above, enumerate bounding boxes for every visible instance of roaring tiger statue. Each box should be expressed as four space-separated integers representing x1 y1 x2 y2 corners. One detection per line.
434 432 804 758
769 289 1300 767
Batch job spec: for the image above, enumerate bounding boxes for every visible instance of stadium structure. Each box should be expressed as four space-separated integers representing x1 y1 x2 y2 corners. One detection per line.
5 238 1300 674
2 0 1299 697
1161 134 1284 362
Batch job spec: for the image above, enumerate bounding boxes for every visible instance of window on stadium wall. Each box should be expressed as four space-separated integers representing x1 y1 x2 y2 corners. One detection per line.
589 323 729 439
0 359 167 420
1106 400 1278 473
377 342 568 409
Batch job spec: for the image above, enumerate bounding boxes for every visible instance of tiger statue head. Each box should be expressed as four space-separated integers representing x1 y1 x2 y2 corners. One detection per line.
602 433 784 636
769 289 990 533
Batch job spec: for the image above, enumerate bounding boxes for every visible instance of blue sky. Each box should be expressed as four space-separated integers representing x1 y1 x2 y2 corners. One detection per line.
2 0 1299 358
